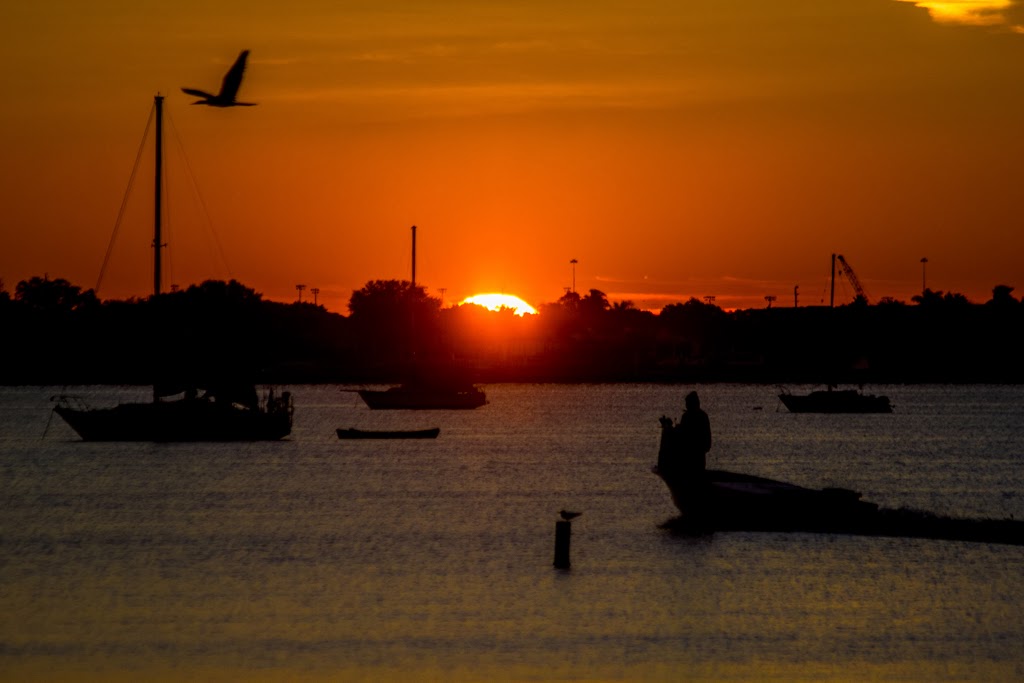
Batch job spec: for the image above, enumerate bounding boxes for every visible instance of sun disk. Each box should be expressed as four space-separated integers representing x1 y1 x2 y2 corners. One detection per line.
461 293 537 316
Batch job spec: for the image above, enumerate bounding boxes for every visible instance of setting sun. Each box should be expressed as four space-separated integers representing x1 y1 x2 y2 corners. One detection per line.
461 293 538 316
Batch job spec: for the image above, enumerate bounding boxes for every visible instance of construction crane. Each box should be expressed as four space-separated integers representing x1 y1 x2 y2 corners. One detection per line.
836 254 869 304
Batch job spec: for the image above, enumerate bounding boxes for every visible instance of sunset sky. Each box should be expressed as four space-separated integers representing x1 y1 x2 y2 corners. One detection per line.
2 0 1023 312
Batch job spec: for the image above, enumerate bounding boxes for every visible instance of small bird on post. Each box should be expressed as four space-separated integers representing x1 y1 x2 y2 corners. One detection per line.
559 510 582 521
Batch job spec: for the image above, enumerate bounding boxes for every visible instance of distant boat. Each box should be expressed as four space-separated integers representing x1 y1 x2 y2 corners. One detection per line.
356 226 487 411
778 254 891 413
778 386 892 414
53 95 292 441
336 426 440 439
55 385 293 442
357 382 486 410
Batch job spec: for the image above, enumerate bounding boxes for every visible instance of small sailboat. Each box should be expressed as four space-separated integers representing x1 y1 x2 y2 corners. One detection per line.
355 225 487 411
778 254 891 414
357 381 487 410
778 385 891 414
53 95 292 441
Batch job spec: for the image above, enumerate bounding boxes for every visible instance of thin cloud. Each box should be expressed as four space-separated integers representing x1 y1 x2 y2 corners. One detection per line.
896 0 1024 31
269 78 762 120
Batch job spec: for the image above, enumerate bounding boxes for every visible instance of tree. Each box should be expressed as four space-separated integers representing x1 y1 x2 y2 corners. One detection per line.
179 279 263 305
347 280 441 361
348 279 439 322
988 284 1018 307
912 288 972 307
579 289 610 317
14 275 98 311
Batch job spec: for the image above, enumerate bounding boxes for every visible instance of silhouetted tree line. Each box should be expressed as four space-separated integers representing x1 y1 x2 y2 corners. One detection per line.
1 275 1022 384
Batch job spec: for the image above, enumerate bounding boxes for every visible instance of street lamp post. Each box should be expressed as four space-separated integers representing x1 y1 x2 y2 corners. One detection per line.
311 287 320 306
296 284 306 303
570 259 578 294
920 257 928 295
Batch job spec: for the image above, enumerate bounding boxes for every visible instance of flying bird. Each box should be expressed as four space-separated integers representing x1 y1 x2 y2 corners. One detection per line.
181 50 256 107
559 510 582 521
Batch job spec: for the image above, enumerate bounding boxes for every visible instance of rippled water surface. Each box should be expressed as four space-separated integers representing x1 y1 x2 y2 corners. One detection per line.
2 384 1023 681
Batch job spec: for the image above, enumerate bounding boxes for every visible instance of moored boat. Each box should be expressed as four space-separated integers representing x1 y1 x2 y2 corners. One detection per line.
357 383 486 410
51 95 293 442
778 254 892 413
355 226 487 411
55 387 293 442
336 426 440 439
778 386 892 413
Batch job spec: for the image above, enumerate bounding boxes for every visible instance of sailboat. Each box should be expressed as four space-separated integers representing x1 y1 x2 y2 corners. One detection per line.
357 379 487 410
777 385 891 414
53 94 293 441
777 254 892 414
355 226 487 410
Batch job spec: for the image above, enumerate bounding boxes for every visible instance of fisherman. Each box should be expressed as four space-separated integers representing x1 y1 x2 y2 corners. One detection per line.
677 391 712 473
657 390 712 481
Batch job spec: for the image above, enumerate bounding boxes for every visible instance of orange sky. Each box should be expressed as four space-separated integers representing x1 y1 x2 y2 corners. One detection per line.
2 0 1023 312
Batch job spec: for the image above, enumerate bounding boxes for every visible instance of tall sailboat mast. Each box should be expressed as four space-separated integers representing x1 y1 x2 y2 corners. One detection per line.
154 94 164 298
829 253 836 309
152 94 165 404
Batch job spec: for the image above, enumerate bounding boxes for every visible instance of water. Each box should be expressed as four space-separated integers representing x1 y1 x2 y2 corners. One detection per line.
2 384 1023 681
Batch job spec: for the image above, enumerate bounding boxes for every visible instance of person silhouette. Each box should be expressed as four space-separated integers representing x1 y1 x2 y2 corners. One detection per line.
677 391 711 473
657 390 712 483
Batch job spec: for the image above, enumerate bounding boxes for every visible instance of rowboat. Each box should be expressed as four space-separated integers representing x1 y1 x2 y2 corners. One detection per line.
336 427 440 439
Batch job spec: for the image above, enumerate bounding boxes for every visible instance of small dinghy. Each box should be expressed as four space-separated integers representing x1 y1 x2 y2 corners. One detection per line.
336 427 440 440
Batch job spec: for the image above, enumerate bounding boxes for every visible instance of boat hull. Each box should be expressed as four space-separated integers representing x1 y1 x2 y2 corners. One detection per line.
655 467 1024 545
54 398 292 441
779 389 892 413
357 387 486 410
336 427 440 439
656 467 880 531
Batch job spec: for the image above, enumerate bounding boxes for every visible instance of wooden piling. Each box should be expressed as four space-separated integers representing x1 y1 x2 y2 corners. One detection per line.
553 520 571 569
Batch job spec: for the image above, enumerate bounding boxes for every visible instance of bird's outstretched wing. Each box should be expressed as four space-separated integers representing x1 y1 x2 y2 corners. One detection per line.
181 88 216 99
219 50 249 100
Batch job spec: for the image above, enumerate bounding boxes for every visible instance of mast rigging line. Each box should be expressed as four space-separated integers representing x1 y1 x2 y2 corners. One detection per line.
96 103 155 295
164 108 233 283
94 101 235 297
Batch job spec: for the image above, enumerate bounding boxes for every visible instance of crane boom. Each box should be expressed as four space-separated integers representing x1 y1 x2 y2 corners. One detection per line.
836 254 869 304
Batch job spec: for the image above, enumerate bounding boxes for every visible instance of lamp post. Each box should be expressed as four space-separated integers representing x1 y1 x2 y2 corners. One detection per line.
765 295 776 309
920 257 928 295
570 259 578 294
296 283 306 303
311 287 319 306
